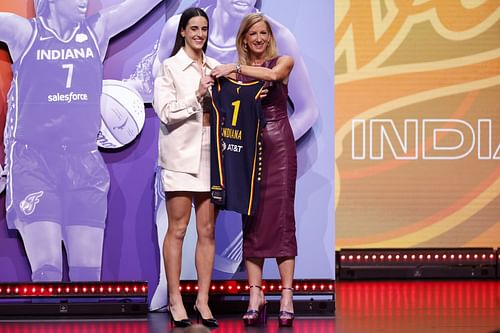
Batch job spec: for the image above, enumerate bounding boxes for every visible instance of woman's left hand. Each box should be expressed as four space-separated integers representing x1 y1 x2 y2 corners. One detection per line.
211 64 236 78
257 88 268 100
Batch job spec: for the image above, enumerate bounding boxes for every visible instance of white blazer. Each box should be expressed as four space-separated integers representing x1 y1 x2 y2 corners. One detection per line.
153 48 219 174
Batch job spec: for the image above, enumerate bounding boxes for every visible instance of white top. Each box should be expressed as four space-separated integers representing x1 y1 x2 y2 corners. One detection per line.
153 48 219 174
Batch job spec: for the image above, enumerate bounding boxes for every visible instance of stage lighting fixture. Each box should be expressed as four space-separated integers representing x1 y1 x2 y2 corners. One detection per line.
0 281 148 317
338 248 496 280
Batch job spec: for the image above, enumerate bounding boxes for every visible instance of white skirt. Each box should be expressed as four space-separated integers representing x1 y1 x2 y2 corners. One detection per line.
160 126 210 192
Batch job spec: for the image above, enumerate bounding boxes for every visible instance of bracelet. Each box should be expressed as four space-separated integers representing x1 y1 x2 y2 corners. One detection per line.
235 63 241 74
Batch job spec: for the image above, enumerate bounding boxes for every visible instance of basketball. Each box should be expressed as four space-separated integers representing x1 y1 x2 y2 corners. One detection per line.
97 79 145 149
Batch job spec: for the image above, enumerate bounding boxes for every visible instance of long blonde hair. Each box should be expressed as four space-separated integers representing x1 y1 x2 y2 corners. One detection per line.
236 13 277 66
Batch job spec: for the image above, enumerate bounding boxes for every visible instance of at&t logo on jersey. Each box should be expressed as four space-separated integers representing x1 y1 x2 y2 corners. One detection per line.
226 144 243 152
19 191 44 216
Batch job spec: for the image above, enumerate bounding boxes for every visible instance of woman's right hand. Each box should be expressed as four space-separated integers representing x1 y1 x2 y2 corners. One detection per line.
197 73 215 100
211 64 237 78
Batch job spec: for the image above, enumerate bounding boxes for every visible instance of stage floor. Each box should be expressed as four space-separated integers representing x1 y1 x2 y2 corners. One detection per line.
1 280 500 332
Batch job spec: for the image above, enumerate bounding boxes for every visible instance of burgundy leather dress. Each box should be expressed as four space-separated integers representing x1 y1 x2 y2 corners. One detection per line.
240 58 298 258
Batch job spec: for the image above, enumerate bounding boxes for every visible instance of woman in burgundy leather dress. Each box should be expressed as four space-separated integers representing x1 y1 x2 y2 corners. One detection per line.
212 13 297 327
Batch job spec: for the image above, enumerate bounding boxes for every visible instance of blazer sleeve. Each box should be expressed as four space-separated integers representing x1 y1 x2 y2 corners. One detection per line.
153 61 202 125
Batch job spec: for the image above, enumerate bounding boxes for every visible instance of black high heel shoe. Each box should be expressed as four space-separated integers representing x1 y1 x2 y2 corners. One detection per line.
278 287 295 327
242 285 267 326
193 305 219 328
167 305 192 328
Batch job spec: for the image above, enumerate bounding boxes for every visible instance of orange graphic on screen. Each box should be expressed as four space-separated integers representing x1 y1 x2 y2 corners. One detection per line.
335 1 500 249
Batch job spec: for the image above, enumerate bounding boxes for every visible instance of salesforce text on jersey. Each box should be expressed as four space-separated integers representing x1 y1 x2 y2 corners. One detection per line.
47 92 89 103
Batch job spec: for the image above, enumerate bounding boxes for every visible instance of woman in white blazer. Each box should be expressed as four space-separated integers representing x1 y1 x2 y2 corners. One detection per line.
153 7 219 328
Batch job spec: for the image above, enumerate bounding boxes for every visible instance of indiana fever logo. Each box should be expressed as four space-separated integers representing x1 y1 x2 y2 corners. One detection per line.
20 191 44 216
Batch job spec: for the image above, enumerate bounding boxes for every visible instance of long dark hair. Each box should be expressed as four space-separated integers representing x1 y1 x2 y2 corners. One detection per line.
170 7 209 57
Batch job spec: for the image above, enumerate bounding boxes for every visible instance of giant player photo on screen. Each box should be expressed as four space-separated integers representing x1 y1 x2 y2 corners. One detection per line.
0 0 164 282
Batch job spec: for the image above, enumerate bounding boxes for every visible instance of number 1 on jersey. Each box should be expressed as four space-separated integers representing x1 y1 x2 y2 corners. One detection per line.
231 100 241 127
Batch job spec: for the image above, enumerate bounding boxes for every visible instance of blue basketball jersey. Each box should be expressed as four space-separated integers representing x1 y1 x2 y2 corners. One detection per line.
210 76 265 215
5 17 102 147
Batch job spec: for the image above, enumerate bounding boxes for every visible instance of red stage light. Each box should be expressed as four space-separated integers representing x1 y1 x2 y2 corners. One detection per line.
170 280 333 296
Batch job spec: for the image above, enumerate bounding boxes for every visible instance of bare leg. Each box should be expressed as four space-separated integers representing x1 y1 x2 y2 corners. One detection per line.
64 225 104 281
277 256 295 314
193 192 216 319
15 221 63 281
244 257 265 314
163 192 192 321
